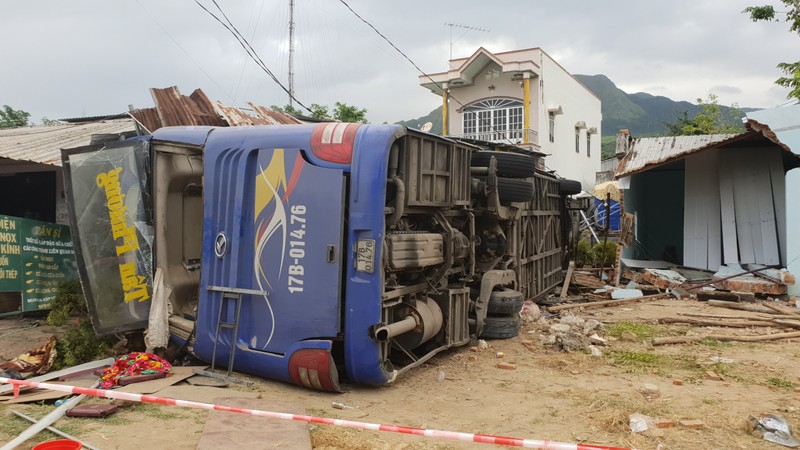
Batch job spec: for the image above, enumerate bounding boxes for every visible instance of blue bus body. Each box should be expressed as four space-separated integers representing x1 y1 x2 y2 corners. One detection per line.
63 123 569 391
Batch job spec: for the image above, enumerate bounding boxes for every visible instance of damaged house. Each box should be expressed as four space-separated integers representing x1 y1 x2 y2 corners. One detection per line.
614 116 800 293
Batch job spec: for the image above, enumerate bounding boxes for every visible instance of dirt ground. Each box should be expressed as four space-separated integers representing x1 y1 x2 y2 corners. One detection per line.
2 299 800 450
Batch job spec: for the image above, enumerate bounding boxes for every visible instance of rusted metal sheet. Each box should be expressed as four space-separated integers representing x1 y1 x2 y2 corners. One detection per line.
150 86 226 129
129 108 161 134
248 104 303 125
215 102 302 126
0 119 136 167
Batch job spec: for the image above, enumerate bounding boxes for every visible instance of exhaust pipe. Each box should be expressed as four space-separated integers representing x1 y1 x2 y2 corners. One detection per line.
374 298 443 349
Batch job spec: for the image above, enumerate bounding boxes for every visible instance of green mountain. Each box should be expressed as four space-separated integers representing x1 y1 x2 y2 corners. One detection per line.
397 105 443 135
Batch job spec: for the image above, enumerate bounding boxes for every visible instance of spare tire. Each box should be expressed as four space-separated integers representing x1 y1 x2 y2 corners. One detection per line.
559 178 582 196
472 151 537 178
480 315 520 339
487 288 525 314
497 178 534 203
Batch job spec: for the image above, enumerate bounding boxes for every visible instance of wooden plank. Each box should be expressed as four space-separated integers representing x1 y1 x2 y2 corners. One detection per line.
560 261 575 299
767 150 787 265
755 154 779 265
683 155 699 268
704 150 722 270
732 151 755 263
719 156 738 264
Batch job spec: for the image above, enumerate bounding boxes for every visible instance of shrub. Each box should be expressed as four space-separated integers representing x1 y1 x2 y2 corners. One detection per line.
48 281 113 369
576 239 594 267
593 241 618 267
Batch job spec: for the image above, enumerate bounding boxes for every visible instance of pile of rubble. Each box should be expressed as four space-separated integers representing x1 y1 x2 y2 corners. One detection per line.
528 313 609 355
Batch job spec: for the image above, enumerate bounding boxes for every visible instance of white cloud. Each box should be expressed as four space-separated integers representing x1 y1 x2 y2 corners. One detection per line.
0 0 796 124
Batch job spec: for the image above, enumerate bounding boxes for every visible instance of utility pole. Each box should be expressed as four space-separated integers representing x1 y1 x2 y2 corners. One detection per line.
444 22 490 64
288 0 296 107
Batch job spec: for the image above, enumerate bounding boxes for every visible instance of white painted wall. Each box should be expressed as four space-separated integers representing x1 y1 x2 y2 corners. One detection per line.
537 53 602 193
747 103 800 296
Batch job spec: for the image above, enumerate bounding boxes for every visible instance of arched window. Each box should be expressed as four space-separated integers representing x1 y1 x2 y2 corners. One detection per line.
462 98 523 142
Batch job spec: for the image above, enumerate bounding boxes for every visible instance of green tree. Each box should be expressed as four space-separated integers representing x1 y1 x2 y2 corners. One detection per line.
270 104 302 116
308 103 330 119
664 94 744 135
332 102 368 123
0 105 31 128
744 1 800 100
41 117 62 126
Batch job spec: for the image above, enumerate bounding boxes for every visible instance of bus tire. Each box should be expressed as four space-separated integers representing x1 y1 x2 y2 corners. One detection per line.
487 288 524 315
498 178 534 203
479 315 520 339
471 151 537 178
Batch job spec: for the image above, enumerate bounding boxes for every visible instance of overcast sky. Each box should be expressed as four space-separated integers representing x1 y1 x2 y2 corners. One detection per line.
1 1 796 126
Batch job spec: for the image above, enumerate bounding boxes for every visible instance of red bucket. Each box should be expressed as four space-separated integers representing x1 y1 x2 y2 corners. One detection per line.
32 439 82 450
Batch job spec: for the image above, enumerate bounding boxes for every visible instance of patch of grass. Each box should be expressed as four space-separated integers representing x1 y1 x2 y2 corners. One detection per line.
133 402 183 420
696 337 732 348
607 322 656 340
764 376 798 389
608 351 665 374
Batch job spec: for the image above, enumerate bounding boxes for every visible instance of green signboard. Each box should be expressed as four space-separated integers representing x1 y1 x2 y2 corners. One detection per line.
0 215 78 312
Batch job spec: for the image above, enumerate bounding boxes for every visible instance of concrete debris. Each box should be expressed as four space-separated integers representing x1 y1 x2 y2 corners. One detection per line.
555 332 590 352
611 288 644 299
620 331 639 342
588 333 608 346
477 339 488 350
588 345 603 357
583 319 604 335
559 315 585 328
640 383 661 400
549 323 572 334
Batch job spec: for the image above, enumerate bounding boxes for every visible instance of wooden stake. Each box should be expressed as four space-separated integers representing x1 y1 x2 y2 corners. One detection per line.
560 261 575 299
706 300 776 314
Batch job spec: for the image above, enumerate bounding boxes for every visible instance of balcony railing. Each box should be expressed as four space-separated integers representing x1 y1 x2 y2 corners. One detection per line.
449 129 538 146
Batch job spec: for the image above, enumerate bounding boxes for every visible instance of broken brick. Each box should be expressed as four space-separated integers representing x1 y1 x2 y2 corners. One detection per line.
468 355 478 362
704 371 724 381
679 419 705 429
672 379 684 386
469 346 479 352
640 383 661 400
655 418 675 428
497 362 517 370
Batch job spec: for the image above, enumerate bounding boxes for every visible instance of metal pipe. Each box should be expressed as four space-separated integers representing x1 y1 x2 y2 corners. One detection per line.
11 410 102 450
375 315 417 342
385 177 405 227
1 382 99 450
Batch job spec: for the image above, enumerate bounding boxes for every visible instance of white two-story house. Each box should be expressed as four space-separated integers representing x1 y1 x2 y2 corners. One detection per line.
419 47 601 192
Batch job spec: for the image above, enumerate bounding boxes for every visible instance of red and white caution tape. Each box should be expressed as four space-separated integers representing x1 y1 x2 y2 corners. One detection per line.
0 376 629 450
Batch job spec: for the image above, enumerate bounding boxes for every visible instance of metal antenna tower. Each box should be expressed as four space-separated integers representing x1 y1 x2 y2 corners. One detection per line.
444 22 490 61
288 0 296 107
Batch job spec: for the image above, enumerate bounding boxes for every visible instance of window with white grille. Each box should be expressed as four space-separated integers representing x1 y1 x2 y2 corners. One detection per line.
462 98 524 142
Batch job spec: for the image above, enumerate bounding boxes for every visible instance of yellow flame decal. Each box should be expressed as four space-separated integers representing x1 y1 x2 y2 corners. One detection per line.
254 149 288 221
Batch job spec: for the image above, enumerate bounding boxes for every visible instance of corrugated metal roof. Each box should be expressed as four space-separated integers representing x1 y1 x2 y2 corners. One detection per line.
130 86 302 132
616 121 800 178
0 119 136 167
615 133 741 178
216 102 302 126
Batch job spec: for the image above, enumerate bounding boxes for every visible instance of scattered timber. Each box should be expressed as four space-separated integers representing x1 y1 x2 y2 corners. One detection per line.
705 300 775 314
696 291 755 303
658 317 800 329
548 292 671 313
653 331 800 345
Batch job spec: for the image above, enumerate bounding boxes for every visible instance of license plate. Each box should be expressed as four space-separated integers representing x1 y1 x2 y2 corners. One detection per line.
355 239 375 273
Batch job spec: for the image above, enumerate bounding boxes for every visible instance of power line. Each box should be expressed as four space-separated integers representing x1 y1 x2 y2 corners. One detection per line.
134 0 236 103
194 0 313 114
336 0 559 175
